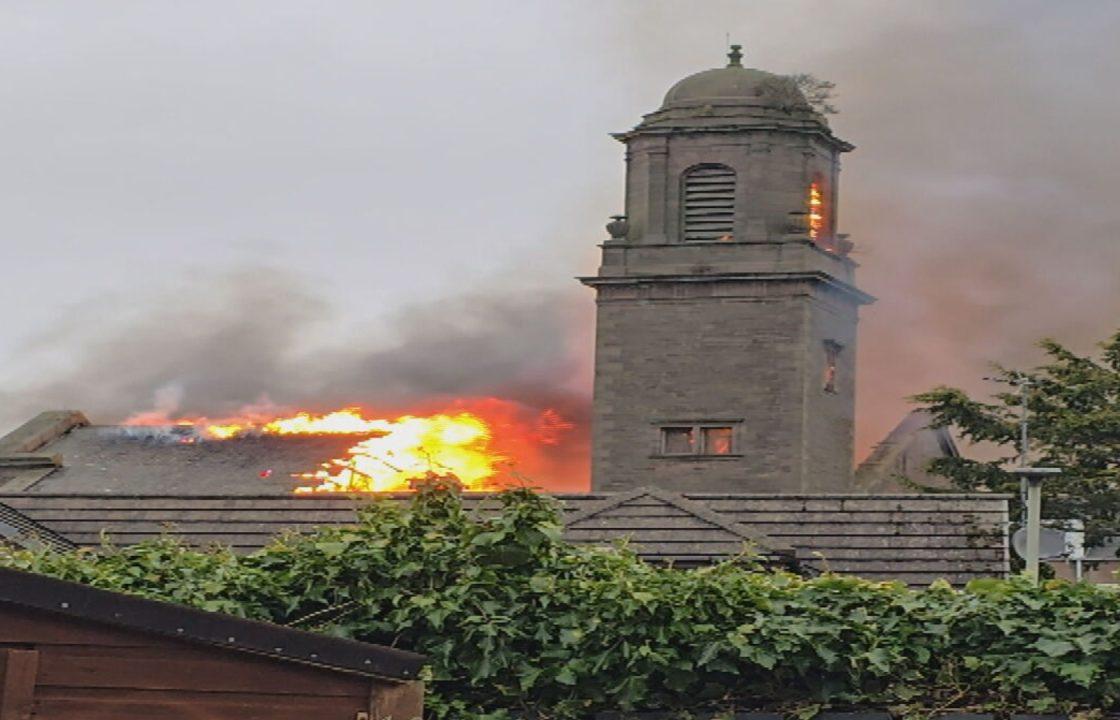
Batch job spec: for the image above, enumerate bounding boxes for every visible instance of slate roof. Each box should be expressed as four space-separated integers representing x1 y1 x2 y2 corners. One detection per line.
855 410 960 492
0 501 77 551
0 490 1009 586
0 412 1011 586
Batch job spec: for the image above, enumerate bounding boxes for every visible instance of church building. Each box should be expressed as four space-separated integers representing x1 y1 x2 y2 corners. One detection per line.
0 51 1006 588
583 46 873 494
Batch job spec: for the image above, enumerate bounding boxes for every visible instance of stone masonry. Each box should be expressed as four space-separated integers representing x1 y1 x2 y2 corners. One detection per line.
582 47 873 492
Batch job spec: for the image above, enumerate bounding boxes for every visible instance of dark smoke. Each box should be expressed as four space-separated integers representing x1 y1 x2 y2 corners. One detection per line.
0 268 592 485
601 1 1120 460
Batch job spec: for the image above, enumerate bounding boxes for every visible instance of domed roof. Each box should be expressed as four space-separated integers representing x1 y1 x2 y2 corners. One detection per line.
659 45 809 111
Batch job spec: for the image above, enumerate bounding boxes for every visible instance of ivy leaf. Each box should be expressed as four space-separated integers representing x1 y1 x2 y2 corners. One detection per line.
1034 638 1077 657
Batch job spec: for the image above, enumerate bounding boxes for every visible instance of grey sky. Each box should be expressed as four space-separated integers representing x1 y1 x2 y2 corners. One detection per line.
2 1 1119 477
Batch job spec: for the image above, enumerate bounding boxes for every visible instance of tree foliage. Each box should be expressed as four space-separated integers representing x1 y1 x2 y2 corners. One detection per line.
913 330 1120 548
4 480 1120 718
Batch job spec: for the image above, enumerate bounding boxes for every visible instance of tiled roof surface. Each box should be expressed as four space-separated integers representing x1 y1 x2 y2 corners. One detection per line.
0 490 1008 586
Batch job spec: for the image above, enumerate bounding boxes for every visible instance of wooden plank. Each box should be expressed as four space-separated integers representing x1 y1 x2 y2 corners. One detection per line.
35 644 369 697
0 607 159 648
32 686 364 720
0 649 39 720
369 679 424 720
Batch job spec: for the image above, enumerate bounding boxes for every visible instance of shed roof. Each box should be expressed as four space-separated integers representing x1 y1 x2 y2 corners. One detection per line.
0 566 425 681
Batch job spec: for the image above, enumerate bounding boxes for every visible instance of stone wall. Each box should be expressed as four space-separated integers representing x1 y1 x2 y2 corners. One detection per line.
590 276 861 493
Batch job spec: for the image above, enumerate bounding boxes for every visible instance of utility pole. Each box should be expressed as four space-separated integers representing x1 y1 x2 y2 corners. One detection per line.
1008 374 1060 583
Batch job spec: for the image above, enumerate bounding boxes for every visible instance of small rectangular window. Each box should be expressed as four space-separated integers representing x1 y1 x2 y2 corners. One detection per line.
661 427 695 454
823 340 842 393
659 424 735 456
702 426 733 455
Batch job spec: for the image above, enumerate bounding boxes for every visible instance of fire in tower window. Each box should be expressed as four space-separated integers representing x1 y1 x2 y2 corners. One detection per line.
823 340 843 393
807 181 824 243
659 424 737 456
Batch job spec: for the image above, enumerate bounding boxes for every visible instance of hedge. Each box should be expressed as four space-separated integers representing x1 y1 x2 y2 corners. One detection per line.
3 480 1119 719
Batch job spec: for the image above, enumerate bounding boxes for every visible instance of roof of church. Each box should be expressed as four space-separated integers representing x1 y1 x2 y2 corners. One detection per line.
0 411 1010 586
662 46 806 110
622 46 847 148
855 410 961 492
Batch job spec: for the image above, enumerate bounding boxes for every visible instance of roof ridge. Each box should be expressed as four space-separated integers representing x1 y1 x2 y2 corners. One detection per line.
650 489 795 556
563 487 794 558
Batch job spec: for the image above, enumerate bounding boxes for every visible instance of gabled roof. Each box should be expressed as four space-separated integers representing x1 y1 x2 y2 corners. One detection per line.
0 566 425 681
855 410 960 492
562 487 794 565
0 491 1010 587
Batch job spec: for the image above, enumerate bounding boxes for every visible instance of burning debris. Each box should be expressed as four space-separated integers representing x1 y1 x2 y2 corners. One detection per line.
122 401 574 493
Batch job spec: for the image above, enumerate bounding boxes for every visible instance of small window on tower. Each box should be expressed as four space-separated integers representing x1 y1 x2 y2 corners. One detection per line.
702 426 734 455
661 427 695 455
823 340 843 394
658 424 737 456
807 179 826 246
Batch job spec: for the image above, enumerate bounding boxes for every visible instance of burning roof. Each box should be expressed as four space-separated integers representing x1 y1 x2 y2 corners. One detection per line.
0 402 583 495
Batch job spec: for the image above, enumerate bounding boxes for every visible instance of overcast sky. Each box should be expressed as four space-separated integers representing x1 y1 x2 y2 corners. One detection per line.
2 1 1119 475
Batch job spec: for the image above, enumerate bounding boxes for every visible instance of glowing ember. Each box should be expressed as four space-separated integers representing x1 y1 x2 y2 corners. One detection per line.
808 181 824 242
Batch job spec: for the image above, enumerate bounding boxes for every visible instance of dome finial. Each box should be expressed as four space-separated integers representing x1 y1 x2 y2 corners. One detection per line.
727 43 743 67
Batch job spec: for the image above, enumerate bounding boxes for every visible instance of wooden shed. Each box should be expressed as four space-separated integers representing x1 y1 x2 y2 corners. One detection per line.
0 567 425 720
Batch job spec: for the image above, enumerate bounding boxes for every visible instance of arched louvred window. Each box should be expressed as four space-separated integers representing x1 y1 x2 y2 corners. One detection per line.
682 164 736 242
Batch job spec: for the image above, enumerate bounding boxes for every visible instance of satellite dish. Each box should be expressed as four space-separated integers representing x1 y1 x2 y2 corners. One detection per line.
1011 527 1068 560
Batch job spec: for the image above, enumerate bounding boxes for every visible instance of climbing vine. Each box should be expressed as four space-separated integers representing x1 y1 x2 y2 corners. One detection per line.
3 480 1119 718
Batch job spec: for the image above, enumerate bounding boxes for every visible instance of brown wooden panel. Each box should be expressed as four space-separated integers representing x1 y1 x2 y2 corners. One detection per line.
32 686 366 720
35 644 368 697
369 679 424 720
0 607 161 648
0 649 39 720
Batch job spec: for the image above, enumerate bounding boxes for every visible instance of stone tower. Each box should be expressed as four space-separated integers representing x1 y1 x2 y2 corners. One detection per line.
582 47 874 493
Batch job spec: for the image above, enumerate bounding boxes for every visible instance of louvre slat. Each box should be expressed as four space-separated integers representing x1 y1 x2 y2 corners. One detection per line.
683 165 734 241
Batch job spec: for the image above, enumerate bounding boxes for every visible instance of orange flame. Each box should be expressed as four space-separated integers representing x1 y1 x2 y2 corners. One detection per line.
123 400 583 492
292 411 501 493
808 181 824 242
